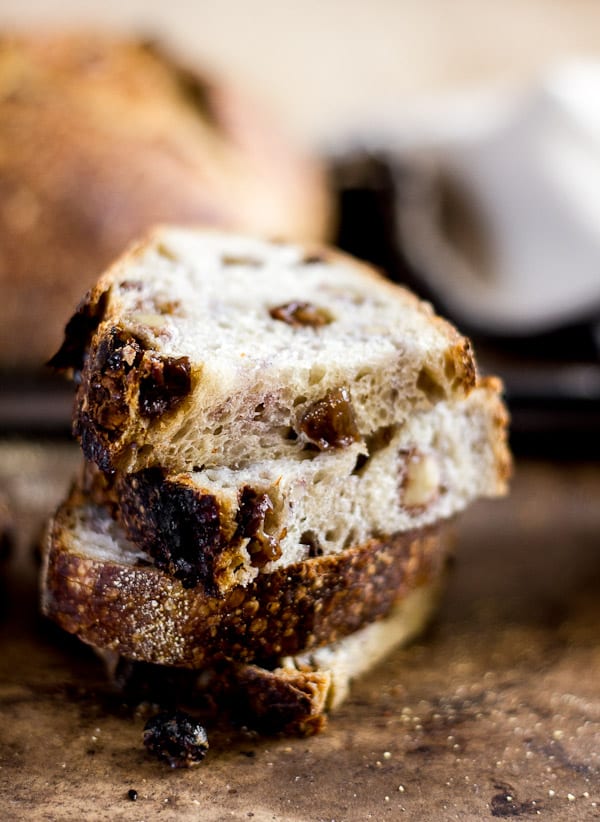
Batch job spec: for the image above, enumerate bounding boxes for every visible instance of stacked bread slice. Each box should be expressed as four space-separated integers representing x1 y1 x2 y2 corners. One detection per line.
42 227 510 734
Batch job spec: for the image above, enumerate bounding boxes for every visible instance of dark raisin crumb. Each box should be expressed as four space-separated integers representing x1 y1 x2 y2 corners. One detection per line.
269 301 332 328
143 711 209 768
299 387 361 450
127 789 138 801
235 487 282 568
138 355 191 418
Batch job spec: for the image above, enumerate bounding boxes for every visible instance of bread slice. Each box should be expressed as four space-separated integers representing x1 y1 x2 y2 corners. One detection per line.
83 381 508 593
41 495 449 669
50 227 484 474
96 581 440 736
225 583 440 734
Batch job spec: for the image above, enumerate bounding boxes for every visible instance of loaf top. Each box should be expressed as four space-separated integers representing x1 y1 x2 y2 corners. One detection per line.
53 227 486 473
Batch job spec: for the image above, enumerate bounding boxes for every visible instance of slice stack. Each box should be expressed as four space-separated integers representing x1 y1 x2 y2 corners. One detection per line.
42 227 510 734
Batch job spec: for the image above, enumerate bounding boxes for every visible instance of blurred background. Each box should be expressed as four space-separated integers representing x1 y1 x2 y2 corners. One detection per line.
0 0 599 454
3 0 600 143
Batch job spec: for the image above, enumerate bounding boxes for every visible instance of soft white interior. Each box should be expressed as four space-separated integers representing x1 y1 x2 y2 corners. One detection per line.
166 385 503 577
96 227 469 471
70 503 146 565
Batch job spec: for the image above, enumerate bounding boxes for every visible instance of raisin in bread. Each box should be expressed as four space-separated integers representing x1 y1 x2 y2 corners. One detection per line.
41 493 448 669
51 227 492 474
82 382 508 594
0 34 331 369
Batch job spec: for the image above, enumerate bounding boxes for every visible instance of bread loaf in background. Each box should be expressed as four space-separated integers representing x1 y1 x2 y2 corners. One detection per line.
0 33 332 369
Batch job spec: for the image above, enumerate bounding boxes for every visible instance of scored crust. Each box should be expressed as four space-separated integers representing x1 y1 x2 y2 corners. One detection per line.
41 496 450 669
51 227 485 474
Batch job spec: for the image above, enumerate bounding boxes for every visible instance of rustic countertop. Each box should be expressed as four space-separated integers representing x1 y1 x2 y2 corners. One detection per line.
0 442 598 820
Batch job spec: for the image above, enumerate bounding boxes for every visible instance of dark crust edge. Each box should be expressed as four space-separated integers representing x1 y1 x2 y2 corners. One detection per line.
41 500 448 668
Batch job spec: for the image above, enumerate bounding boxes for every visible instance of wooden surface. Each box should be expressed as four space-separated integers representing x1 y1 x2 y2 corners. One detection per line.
0 442 599 820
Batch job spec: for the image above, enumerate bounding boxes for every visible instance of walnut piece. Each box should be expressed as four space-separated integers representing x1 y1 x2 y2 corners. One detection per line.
402 451 441 509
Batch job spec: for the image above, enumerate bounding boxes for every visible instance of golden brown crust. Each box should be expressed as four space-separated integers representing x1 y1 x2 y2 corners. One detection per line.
41 498 448 668
479 375 513 489
0 33 332 369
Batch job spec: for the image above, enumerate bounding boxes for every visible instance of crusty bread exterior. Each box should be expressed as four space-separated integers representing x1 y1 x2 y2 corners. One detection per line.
80 381 508 594
51 227 492 475
95 582 440 737
0 34 331 369
225 584 440 735
41 496 449 668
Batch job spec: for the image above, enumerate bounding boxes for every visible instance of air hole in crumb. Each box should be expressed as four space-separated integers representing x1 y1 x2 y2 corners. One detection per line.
284 428 298 441
214 425 223 435
293 395 307 407
254 403 265 417
352 453 369 475
343 530 357 549
416 367 446 402
300 530 323 557
325 529 337 542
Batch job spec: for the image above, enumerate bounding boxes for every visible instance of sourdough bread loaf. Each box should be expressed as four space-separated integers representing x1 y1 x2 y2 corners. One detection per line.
0 34 331 369
41 493 448 669
51 228 493 475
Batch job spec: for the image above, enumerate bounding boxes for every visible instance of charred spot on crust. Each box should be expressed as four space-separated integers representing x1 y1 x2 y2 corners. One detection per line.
75 326 192 469
269 301 332 328
47 288 109 373
138 355 191 418
143 710 208 768
236 487 282 568
298 387 361 450
119 469 222 591
83 327 144 439
76 413 114 474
